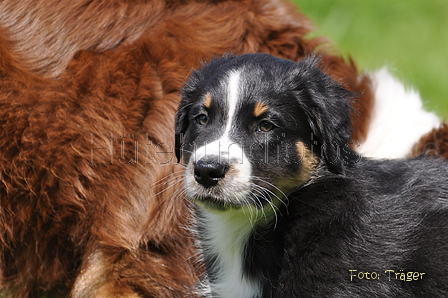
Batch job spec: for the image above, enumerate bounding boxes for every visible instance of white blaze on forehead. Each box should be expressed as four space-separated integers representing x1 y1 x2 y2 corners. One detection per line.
223 70 242 140
191 69 247 164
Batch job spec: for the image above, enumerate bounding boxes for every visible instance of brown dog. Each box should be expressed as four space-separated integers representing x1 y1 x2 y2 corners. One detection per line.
0 0 445 297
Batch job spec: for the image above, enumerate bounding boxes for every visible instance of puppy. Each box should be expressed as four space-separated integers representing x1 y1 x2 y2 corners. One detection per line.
175 53 448 298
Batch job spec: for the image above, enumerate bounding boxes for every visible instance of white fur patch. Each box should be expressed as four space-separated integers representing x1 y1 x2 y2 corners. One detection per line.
223 70 242 140
357 68 440 158
200 209 263 298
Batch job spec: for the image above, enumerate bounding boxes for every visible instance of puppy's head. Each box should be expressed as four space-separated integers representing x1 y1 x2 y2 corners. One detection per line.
175 54 353 211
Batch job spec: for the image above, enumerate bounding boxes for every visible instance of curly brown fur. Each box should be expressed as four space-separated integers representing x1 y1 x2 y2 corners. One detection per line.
410 123 448 158
0 38 199 298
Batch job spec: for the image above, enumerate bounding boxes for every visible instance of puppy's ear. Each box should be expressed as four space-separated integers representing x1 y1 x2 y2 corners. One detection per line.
175 69 202 163
174 103 189 163
293 55 355 174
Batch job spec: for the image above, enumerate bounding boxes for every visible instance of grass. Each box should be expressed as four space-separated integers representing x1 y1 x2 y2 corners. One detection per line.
292 0 448 118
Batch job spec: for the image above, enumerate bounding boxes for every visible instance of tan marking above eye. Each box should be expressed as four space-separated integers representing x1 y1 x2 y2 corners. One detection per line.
254 101 268 117
203 93 212 109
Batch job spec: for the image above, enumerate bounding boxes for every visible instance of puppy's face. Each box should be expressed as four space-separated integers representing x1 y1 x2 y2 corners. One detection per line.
175 54 352 211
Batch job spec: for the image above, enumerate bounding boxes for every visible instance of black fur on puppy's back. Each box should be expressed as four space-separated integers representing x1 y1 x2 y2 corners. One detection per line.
274 156 448 297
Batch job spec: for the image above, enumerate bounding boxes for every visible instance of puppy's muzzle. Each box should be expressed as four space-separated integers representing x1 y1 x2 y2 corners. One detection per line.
194 159 229 188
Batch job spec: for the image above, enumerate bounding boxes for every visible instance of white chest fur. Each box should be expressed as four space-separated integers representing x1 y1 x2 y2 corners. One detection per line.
199 208 265 298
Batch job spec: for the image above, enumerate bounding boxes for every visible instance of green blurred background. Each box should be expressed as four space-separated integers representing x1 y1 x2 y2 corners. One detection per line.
292 0 448 119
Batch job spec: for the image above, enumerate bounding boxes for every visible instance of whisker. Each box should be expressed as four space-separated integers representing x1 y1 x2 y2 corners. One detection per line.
248 189 271 223
249 184 281 228
250 181 288 217
151 173 185 194
155 181 189 208
151 170 185 186
252 175 325 212
146 171 187 208
250 176 289 207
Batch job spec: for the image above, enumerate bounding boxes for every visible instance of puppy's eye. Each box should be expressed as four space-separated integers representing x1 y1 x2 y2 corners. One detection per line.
195 114 208 125
257 120 275 132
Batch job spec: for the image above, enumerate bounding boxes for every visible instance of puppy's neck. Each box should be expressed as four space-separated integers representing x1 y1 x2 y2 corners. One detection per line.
198 204 278 298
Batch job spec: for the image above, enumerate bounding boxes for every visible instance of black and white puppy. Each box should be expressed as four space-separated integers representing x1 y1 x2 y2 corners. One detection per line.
175 53 448 298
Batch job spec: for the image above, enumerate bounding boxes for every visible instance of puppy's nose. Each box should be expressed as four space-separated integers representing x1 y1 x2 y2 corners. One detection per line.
194 159 229 188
